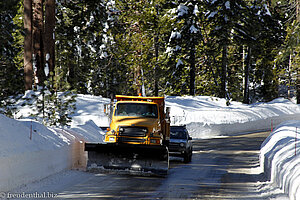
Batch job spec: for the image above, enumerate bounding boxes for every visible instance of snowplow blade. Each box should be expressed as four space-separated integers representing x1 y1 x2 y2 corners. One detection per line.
85 143 169 176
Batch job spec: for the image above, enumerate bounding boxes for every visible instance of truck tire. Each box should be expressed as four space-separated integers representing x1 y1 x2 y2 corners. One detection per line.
183 155 189 163
183 152 191 163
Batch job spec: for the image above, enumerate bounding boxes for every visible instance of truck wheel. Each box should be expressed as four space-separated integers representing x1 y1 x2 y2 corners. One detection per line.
183 151 192 163
188 153 192 162
183 153 190 163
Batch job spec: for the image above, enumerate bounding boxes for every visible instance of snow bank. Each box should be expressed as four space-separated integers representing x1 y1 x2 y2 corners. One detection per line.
166 96 300 138
260 121 300 200
71 94 110 127
0 115 86 192
3 94 300 197
0 145 72 192
0 94 109 192
69 94 108 144
70 95 300 138
70 120 105 143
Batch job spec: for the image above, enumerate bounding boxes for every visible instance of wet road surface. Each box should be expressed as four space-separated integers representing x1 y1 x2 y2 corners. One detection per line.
14 131 288 199
56 131 272 199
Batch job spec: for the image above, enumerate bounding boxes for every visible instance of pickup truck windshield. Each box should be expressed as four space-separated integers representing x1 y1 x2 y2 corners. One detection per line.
170 131 187 139
115 103 158 118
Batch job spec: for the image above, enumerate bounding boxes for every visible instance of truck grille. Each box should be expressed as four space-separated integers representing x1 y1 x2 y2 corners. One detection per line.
169 143 181 151
118 137 146 143
119 126 147 137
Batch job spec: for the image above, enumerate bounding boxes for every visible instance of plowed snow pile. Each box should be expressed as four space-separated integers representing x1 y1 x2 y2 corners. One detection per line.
0 94 107 192
0 115 72 192
260 120 300 200
166 96 300 138
0 94 299 199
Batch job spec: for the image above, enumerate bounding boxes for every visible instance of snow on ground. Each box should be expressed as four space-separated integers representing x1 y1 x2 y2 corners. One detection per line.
0 94 300 199
167 96 300 138
70 94 110 128
0 115 73 192
260 120 300 200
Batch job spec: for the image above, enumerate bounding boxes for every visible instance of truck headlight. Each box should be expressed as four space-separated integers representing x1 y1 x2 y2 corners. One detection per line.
108 137 116 142
180 143 185 147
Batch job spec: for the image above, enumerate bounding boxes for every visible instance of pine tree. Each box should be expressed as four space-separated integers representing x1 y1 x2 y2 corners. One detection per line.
94 0 170 97
44 0 55 81
205 0 248 102
274 0 300 103
255 1 283 102
113 0 152 95
233 1 266 103
9 0 77 126
89 0 133 97
32 0 46 86
24 0 33 90
163 0 204 96
55 0 107 94
0 0 24 116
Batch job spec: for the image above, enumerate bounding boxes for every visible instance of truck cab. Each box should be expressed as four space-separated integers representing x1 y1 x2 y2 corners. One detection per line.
104 95 170 146
85 95 170 176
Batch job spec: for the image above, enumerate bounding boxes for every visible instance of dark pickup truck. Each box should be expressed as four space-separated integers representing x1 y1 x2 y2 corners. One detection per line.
169 125 193 163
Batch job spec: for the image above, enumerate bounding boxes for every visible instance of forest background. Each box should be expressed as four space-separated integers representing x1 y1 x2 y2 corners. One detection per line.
0 0 300 126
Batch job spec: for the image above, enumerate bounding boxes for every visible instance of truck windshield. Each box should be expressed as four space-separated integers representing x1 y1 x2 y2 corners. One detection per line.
115 103 158 118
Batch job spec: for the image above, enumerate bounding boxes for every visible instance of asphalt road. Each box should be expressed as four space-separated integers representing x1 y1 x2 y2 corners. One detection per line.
14 131 288 199
55 131 272 199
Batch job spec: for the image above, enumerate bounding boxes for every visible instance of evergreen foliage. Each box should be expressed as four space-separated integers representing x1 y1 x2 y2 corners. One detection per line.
0 0 24 116
273 0 300 102
163 1 204 96
1 0 299 122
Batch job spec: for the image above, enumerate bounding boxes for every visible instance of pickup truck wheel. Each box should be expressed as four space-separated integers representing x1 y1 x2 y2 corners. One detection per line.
183 150 192 163
189 153 192 162
183 152 191 163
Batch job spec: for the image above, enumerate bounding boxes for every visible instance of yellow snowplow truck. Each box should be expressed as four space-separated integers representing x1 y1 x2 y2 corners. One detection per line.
85 95 170 176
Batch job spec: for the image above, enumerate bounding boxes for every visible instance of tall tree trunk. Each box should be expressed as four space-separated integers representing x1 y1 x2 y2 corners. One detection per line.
297 0 300 22
24 0 33 90
189 45 195 96
296 0 300 104
32 0 45 86
221 45 227 98
44 0 55 81
154 34 159 96
288 53 292 99
297 69 300 104
243 47 251 104
135 66 141 95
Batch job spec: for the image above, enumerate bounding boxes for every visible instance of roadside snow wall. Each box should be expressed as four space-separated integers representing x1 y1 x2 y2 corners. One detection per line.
186 113 300 138
0 145 72 192
260 121 300 200
166 96 300 138
0 115 87 192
